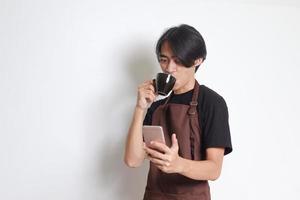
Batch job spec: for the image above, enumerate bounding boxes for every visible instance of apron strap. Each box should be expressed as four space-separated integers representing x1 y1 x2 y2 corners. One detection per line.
188 80 200 115
188 80 200 160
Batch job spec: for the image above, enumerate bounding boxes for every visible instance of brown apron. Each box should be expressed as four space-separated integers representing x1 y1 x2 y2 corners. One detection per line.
143 81 210 200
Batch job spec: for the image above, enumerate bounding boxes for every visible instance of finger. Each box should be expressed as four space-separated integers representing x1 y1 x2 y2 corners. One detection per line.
144 89 155 96
156 165 169 173
144 80 153 84
138 83 147 90
144 146 168 160
145 84 155 93
148 92 156 102
144 90 156 101
142 143 149 159
149 156 170 167
144 93 155 103
171 133 179 150
149 141 171 154
143 142 147 152
142 80 153 87
138 80 153 89
141 85 156 97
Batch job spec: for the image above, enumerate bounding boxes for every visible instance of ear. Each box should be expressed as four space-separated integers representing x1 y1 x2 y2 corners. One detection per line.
194 58 203 66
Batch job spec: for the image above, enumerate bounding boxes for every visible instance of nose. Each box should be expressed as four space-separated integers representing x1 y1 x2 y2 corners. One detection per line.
165 60 176 73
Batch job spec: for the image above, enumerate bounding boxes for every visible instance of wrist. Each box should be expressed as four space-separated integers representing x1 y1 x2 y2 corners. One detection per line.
135 105 147 113
177 157 189 174
134 106 147 121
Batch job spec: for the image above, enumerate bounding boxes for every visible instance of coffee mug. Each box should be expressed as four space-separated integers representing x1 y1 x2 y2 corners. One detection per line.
153 73 176 96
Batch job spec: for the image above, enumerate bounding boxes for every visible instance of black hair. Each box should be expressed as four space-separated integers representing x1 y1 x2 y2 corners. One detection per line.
155 24 207 71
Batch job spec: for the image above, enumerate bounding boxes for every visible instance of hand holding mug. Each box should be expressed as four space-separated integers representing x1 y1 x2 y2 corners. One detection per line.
136 80 157 110
136 73 176 110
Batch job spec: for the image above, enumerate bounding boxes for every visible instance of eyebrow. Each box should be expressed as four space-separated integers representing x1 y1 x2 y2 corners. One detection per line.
159 54 176 58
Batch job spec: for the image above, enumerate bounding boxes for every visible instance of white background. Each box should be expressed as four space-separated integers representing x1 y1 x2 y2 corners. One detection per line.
1 0 300 199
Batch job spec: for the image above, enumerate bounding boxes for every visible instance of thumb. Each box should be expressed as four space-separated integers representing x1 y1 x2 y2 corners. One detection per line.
171 133 178 150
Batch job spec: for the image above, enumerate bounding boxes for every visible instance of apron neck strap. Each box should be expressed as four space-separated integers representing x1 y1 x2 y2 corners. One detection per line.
191 80 200 103
188 80 200 115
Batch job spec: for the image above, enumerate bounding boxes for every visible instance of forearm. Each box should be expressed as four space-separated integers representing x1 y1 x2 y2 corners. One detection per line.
178 157 222 181
124 107 146 167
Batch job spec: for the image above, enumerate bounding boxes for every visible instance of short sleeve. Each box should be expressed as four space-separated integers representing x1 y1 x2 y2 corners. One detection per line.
202 97 232 155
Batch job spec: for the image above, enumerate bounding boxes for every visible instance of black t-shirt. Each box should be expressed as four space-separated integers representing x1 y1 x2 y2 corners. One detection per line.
143 84 233 155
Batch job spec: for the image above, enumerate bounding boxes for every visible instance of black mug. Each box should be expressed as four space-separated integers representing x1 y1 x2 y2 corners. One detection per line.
153 73 176 96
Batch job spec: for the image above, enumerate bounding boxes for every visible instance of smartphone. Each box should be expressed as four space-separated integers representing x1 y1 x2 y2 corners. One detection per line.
142 125 165 146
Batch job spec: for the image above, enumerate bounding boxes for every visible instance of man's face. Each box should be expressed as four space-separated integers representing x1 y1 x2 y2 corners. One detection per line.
158 41 196 92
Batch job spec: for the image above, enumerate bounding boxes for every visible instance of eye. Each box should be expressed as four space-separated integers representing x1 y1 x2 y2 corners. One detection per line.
159 58 168 63
174 58 182 65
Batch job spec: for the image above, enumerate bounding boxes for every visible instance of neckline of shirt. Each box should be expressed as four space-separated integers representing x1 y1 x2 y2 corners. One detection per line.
172 89 194 97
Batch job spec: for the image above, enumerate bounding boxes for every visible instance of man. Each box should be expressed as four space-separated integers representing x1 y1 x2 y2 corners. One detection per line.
124 24 232 200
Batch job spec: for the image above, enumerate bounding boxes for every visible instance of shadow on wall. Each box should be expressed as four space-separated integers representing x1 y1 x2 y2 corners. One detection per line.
124 44 159 87
87 43 159 199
